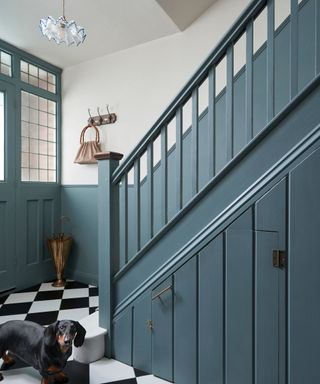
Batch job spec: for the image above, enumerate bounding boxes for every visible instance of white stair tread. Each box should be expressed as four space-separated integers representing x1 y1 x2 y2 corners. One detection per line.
79 311 107 339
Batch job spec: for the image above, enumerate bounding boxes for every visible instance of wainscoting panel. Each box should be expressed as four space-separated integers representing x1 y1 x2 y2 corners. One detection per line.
61 185 98 285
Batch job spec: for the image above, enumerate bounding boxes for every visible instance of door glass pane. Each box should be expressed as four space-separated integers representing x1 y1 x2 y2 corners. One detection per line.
21 91 57 182
0 92 4 181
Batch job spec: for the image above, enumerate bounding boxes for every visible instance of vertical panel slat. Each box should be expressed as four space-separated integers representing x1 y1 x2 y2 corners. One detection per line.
246 20 254 142
191 88 199 196
208 68 216 178
226 45 234 161
161 126 168 226
175 108 183 212
316 0 320 74
134 159 140 253
267 0 275 121
290 0 299 98
120 174 128 265
147 142 154 240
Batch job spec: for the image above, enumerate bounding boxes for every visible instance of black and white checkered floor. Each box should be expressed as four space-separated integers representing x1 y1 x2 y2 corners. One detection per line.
0 281 170 384
0 280 99 325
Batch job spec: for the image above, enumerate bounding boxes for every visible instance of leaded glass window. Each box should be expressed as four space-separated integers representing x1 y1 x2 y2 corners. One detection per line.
21 91 57 182
20 60 56 93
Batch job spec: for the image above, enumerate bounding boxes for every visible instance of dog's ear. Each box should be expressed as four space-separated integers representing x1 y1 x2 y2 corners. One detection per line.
74 321 86 347
44 321 59 346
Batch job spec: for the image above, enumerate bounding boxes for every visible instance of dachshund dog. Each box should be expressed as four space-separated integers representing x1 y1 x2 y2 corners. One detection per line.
0 319 86 384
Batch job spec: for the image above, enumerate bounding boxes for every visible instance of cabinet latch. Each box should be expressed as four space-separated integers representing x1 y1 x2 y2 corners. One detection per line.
272 250 286 268
147 320 153 330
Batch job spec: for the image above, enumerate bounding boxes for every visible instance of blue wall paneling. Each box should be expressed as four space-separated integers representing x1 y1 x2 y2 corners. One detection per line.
61 185 98 285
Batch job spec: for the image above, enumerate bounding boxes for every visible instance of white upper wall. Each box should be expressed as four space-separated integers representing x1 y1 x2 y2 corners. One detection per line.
62 0 252 185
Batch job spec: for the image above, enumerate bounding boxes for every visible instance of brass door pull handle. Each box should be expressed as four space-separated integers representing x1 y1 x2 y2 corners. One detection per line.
152 285 172 300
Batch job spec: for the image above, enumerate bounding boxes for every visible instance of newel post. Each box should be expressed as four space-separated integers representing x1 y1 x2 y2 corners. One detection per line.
95 151 123 358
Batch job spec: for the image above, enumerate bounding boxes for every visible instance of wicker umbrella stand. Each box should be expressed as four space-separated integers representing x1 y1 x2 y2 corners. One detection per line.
47 234 73 287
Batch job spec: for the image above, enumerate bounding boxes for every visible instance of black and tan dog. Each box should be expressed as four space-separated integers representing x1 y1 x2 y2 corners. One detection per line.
0 319 86 384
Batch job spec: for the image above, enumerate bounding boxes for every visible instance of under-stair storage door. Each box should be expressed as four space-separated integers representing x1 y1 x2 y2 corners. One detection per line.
289 146 320 384
225 229 254 384
226 228 280 384
174 256 197 384
198 234 224 384
133 292 152 373
151 277 173 382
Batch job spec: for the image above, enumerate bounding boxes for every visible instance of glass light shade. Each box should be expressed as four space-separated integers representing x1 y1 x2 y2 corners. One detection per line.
39 16 86 46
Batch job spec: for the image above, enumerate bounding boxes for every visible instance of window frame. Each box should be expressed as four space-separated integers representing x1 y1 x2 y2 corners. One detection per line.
0 38 61 185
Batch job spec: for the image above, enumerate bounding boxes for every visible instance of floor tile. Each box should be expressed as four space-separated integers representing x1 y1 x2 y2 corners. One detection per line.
89 295 99 307
65 281 88 289
60 297 89 310
89 287 99 296
57 307 89 321
62 288 89 299
0 302 32 316
0 314 26 324
28 299 61 314
89 358 135 384
38 282 64 291
134 368 149 377
34 290 64 301
63 360 90 383
0 367 41 383
102 379 137 384
89 307 98 314
25 310 59 326
137 376 170 384
4 292 37 304
0 294 9 304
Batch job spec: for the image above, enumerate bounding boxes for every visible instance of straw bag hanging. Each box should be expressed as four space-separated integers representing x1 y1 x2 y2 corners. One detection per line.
74 124 102 164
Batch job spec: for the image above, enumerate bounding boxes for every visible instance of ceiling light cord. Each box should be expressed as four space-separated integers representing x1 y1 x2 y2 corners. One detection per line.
62 0 66 19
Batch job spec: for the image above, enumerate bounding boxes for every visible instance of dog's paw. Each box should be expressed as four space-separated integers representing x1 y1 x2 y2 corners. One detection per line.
0 372 3 381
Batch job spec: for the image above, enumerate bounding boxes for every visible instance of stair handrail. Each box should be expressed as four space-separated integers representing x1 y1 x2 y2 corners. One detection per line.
111 0 267 185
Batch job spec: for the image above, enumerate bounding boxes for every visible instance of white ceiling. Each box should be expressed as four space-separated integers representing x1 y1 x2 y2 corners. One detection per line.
0 0 216 69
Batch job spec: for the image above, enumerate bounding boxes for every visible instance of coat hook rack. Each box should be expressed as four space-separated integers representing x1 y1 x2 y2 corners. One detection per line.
87 105 117 126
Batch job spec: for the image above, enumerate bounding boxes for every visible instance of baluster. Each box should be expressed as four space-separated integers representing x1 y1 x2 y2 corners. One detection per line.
246 20 254 142
191 88 199 196
120 173 128 266
175 108 183 211
316 0 320 75
290 0 298 98
147 142 154 240
267 0 275 121
161 126 168 226
208 67 216 178
134 159 141 253
226 45 234 161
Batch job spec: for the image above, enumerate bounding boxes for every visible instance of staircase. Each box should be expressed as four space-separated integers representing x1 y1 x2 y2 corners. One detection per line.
94 0 320 382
